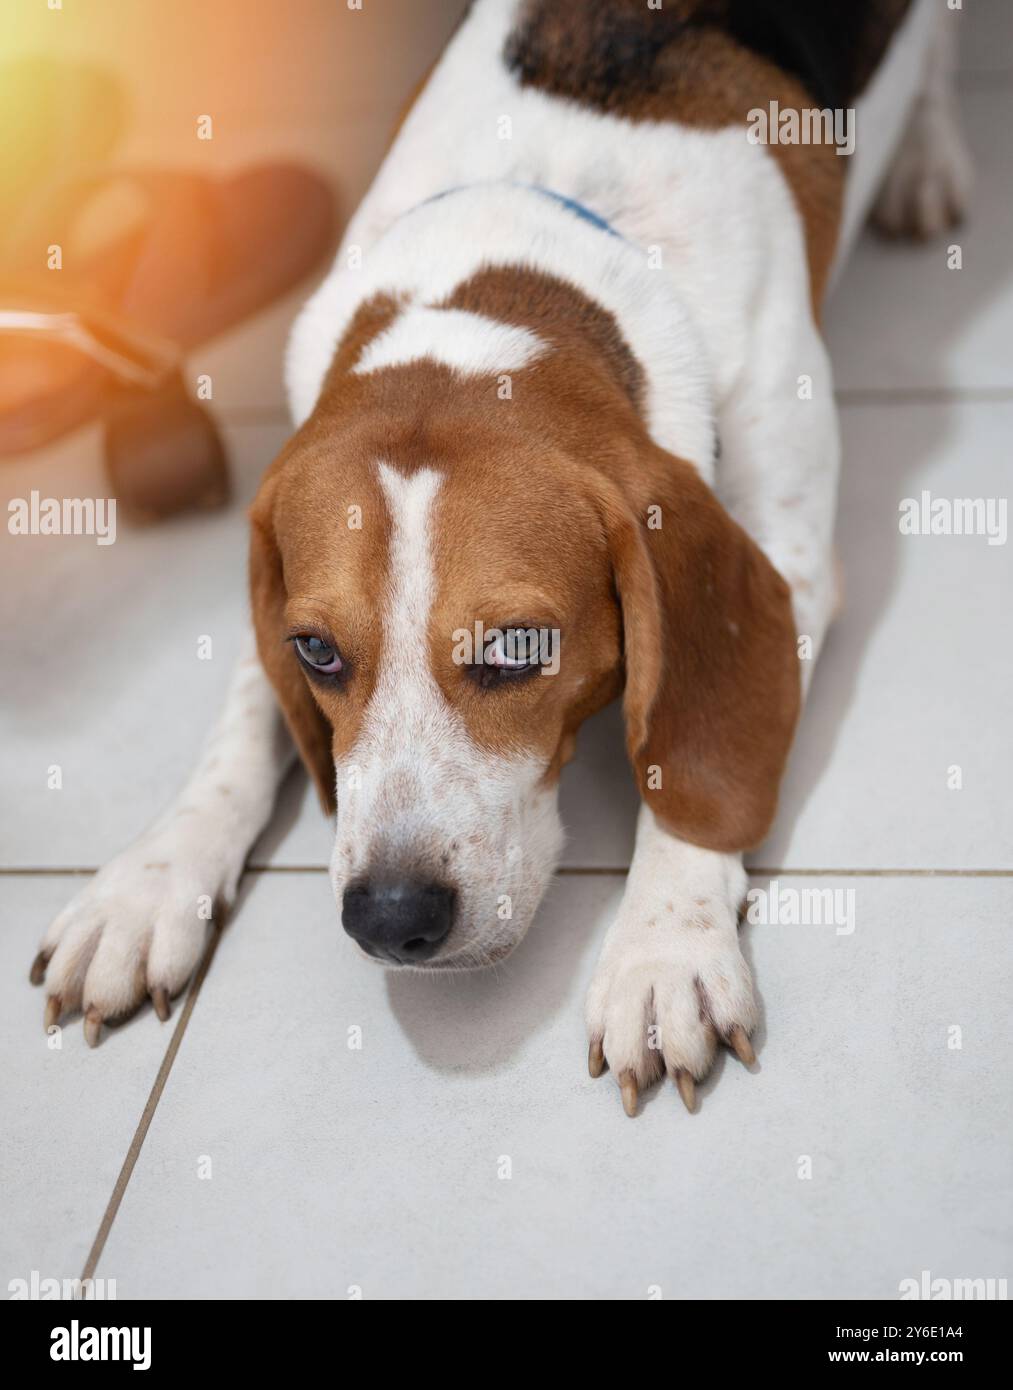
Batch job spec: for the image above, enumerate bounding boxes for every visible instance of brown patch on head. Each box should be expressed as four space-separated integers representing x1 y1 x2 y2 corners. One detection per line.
505 0 913 310
249 416 395 812
423 417 624 779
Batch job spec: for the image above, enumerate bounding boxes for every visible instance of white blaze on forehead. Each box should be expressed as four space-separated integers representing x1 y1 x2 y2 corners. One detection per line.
352 304 545 378
348 461 518 820
359 461 454 781
375 461 442 674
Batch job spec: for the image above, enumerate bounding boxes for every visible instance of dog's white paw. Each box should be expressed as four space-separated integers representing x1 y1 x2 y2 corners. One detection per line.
30 824 223 1046
585 897 758 1116
872 103 973 240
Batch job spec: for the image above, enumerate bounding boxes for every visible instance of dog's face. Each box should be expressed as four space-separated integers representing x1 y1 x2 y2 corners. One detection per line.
250 402 626 969
251 369 800 971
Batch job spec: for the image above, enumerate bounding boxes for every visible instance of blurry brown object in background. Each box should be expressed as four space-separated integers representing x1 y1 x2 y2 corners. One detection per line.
2 146 335 520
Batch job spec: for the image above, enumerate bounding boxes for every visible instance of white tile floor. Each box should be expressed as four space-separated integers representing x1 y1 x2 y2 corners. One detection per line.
1 1 1011 1300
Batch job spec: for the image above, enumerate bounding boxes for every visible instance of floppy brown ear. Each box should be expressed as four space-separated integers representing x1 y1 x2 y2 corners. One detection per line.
598 449 800 852
248 492 336 815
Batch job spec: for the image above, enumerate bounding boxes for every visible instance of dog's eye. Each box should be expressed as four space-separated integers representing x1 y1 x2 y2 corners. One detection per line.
294 635 342 675
470 629 542 689
486 630 534 670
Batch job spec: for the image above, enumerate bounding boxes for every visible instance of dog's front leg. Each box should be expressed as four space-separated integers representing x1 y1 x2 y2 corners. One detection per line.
30 632 296 1044
586 807 756 1115
587 281 841 1113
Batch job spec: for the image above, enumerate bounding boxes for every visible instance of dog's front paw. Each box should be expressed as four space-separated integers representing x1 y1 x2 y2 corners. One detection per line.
585 905 758 1116
29 829 218 1046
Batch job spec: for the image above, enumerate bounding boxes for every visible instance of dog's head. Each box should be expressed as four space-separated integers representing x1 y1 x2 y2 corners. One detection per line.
250 295 799 971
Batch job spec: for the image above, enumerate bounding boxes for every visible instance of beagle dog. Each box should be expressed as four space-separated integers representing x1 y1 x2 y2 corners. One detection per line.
32 0 971 1114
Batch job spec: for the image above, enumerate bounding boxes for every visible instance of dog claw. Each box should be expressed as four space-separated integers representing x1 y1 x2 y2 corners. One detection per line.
728 1024 755 1066
588 1037 605 1078
83 1006 103 1049
619 1071 638 1117
675 1070 696 1113
29 951 49 986
151 986 170 1023
44 994 62 1031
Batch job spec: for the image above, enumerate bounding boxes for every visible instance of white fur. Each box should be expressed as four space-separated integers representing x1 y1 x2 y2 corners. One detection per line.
352 304 546 377
585 806 756 1084
37 636 293 1026
330 463 562 968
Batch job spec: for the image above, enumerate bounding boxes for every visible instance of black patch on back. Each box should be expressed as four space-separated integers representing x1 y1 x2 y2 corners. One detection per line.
723 0 912 108
504 0 912 114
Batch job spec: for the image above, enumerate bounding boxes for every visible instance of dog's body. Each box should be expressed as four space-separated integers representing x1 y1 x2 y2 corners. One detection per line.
33 0 971 1112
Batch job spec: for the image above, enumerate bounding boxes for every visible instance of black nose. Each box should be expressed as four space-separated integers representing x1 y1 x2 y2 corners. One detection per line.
341 878 455 964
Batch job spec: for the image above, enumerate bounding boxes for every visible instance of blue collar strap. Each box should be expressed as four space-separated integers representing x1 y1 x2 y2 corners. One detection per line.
421 182 622 239
526 184 620 237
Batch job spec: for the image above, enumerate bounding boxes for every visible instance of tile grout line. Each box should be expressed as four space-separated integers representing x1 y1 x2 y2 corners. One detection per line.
835 387 1013 406
560 867 1013 878
746 867 1013 878
7 864 1011 879
79 925 224 1284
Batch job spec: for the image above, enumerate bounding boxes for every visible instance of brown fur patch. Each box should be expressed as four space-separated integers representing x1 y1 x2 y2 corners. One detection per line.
249 419 395 811
441 266 645 412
